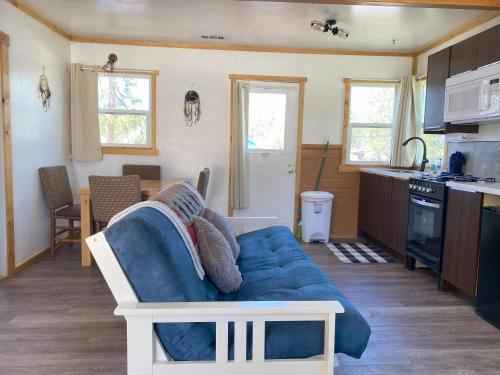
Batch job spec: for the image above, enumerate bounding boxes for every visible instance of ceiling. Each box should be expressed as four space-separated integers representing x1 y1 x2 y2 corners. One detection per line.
20 0 489 52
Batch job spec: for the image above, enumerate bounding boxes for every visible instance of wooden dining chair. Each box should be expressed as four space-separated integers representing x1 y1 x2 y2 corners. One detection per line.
89 175 142 232
197 168 210 200
39 166 81 255
122 164 161 180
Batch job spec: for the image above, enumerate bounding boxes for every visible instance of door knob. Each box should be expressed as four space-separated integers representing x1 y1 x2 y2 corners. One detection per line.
288 165 296 174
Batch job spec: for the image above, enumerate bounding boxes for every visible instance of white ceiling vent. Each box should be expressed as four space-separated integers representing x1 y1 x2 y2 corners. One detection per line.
201 35 225 40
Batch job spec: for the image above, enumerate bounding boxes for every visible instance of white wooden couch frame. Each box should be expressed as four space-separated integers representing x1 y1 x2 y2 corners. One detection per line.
87 217 344 375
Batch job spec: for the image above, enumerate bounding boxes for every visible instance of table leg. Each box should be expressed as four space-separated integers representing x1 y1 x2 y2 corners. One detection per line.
81 193 92 266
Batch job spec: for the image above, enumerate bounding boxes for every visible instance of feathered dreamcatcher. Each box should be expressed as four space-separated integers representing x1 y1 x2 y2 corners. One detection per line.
184 90 201 127
38 67 51 112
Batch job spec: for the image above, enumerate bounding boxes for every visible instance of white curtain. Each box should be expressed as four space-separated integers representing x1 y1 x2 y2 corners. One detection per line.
231 81 250 209
390 76 423 167
69 63 103 162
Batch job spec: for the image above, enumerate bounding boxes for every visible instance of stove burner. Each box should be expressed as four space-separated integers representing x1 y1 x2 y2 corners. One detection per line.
419 173 496 183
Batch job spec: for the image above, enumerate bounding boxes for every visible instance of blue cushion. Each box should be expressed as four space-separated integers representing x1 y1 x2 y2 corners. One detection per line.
105 208 370 361
104 208 219 361
235 226 371 359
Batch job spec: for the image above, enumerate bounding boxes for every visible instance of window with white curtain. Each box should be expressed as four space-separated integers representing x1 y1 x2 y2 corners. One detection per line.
346 82 396 165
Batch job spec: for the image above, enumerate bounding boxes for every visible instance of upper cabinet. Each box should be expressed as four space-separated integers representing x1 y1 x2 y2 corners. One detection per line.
449 35 478 77
424 47 451 133
422 24 500 134
477 24 500 68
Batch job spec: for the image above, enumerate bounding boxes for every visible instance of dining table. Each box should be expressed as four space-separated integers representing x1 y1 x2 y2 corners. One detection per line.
77 178 190 266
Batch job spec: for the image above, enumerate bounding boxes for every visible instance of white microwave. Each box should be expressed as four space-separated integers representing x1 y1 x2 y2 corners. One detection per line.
444 61 500 124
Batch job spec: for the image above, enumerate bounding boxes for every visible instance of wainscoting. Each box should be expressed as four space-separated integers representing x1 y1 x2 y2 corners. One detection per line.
299 144 360 239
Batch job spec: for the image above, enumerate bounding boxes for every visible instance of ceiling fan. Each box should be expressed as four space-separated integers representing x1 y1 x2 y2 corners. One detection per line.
310 19 349 39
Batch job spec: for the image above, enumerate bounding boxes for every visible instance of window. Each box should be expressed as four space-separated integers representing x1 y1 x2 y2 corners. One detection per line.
345 82 396 165
247 87 288 151
98 71 158 155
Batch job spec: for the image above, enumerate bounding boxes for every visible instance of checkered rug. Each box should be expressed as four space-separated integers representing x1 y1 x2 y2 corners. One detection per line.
326 242 395 264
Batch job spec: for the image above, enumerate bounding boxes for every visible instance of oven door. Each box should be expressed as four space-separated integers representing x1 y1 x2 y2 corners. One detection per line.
406 194 445 272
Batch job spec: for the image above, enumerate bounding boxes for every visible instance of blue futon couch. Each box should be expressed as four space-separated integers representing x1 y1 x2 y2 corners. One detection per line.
105 207 371 362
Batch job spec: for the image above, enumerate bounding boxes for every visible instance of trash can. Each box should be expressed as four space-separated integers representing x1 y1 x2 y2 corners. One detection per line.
300 191 334 243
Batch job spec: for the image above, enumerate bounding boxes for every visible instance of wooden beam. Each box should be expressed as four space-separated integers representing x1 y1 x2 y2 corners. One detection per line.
255 0 500 10
6 0 72 40
416 11 500 55
72 35 414 57
0 38 16 276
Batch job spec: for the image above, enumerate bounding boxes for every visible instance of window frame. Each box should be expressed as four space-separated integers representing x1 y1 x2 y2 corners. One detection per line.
340 78 398 172
98 69 159 156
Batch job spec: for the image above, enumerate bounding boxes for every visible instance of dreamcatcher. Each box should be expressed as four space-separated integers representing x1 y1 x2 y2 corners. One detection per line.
184 90 201 127
38 67 51 112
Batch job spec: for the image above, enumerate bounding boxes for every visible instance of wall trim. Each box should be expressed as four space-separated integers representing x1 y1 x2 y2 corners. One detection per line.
14 247 50 274
0 34 15 276
6 0 72 40
261 0 500 10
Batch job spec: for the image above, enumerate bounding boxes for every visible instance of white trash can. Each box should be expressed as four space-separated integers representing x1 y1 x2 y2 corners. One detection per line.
301 191 334 243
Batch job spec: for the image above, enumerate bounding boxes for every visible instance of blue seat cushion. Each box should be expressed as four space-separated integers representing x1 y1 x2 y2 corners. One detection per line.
235 226 371 359
104 208 220 361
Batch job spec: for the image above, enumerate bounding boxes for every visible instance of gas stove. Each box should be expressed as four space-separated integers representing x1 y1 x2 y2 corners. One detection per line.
409 173 496 196
418 173 496 184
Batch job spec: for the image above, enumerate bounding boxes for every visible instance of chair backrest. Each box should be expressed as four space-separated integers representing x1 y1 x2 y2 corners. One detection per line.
196 168 210 199
122 164 161 180
39 166 74 210
89 175 142 223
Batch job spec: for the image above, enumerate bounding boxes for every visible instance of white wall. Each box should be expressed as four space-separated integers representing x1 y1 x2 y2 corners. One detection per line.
0 1 70 267
416 15 500 142
71 43 411 212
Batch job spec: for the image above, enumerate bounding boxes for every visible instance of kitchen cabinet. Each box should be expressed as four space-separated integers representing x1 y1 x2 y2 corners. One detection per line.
477 24 500 68
388 178 409 257
358 172 408 260
423 47 479 134
449 35 478 77
442 188 483 297
424 47 450 133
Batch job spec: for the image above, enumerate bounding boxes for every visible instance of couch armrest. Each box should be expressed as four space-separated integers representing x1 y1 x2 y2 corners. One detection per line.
115 300 344 319
225 216 279 235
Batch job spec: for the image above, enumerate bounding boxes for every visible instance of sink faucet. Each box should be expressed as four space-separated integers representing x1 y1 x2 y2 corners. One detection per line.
402 137 429 172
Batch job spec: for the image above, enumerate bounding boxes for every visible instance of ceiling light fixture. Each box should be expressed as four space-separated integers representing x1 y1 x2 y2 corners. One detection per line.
310 19 349 39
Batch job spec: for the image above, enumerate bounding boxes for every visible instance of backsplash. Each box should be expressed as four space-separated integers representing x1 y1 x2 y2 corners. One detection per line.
447 141 500 180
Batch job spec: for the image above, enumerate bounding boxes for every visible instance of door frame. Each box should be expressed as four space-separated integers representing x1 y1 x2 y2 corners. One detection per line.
227 74 307 234
0 31 15 276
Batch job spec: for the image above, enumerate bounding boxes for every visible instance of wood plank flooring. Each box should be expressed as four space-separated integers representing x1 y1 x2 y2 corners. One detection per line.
0 243 499 375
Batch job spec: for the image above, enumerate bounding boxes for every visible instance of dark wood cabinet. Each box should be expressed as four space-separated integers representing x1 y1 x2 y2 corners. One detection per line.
359 172 408 260
442 188 483 297
449 35 478 77
477 24 500 68
424 47 450 133
359 172 392 243
388 178 409 257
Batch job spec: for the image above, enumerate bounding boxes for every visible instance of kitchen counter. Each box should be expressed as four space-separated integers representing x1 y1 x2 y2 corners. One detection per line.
359 168 422 181
446 181 500 196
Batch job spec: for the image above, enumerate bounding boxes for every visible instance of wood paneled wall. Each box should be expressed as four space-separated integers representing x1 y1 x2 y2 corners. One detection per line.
299 144 360 239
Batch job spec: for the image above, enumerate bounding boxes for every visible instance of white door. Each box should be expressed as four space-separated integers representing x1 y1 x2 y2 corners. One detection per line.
234 82 299 230
0 48 6 277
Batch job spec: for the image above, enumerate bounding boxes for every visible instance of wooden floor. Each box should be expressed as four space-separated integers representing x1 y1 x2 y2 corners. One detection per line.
0 244 499 375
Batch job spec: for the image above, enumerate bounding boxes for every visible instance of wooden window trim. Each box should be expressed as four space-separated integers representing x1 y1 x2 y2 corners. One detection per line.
100 69 159 156
340 78 398 173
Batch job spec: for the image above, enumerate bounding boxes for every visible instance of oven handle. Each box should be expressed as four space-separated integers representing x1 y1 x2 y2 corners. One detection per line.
410 197 441 209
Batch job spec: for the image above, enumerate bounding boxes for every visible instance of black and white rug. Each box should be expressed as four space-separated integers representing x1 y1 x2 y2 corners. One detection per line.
326 242 395 264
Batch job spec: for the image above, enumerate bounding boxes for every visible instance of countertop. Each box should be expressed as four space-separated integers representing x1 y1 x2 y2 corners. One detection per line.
359 168 500 197
359 168 422 181
446 181 500 196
